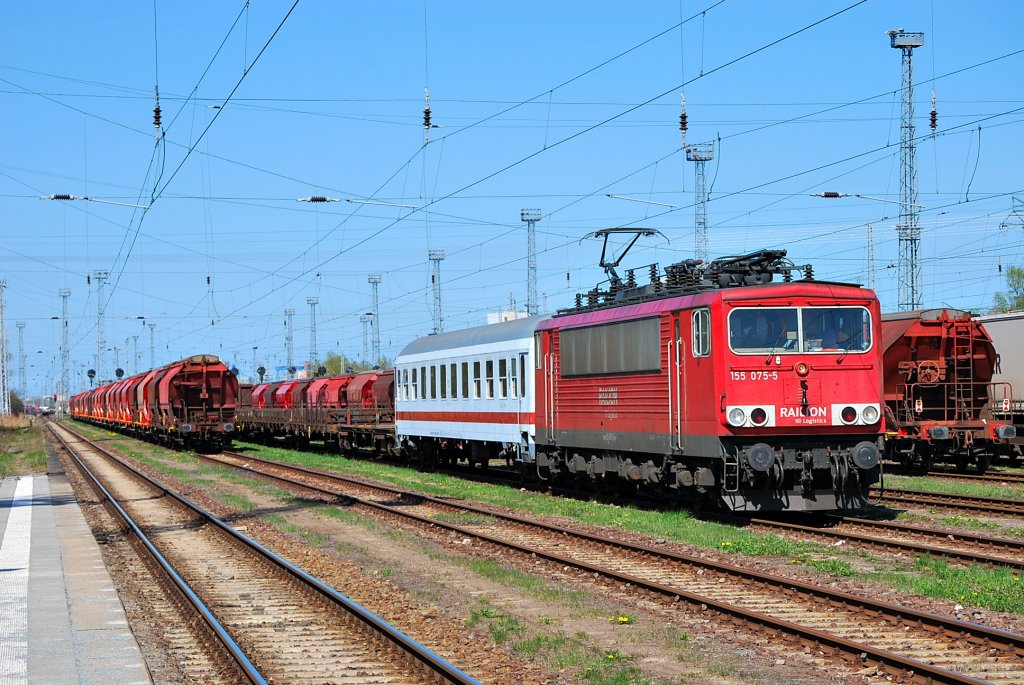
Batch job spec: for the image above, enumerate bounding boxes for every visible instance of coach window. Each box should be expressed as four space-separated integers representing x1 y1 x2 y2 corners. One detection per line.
439 364 447 399
411 368 419 400
486 360 495 399
692 308 711 357
509 357 518 397
450 362 457 399
429 366 436 399
462 362 470 398
534 333 542 369
499 358 508 398
473 361 481 398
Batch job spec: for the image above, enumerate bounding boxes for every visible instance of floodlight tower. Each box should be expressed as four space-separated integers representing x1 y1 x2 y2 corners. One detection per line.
0 281 8 415
94 269 109 382
307 297 319 370
888 29 925 310
521 209 541 315
368 274 382 363
284 308 295 378
685 142 714 263
16 321 26 396
59 289 70 413
429 250 445 334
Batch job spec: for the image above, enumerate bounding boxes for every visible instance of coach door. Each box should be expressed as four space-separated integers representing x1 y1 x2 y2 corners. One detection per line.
668 313 685 451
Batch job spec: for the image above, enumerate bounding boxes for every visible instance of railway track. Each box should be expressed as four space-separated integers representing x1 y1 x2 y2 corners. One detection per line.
47 422 479 685
738 514 1024 571
888 469 1024 486
187 448 1024 684
872 487 1024 519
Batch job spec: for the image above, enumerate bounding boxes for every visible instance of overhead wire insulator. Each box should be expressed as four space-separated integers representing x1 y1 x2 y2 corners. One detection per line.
819 191 843 198
930 90 937 137
423 87 432 144
679 92 688 147
153 87 162 133
51 194 74 201
308 196 330 203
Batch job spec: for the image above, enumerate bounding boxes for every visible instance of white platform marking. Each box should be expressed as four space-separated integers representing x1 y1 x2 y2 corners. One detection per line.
0 477 34 685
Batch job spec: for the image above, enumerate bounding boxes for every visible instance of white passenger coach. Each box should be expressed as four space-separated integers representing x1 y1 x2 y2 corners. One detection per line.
395 315 548 465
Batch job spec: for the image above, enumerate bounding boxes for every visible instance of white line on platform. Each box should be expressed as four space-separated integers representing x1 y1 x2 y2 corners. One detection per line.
0 477 34 685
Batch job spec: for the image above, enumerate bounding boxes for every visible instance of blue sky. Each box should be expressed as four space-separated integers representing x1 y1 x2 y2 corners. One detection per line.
2 1 1022 394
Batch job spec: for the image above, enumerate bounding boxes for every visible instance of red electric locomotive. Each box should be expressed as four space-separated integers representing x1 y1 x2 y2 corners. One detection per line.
881 309 1016 473
69 354 237 451
533 244 882 512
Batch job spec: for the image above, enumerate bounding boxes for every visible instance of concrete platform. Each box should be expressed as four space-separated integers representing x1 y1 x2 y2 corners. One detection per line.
0 452 151 685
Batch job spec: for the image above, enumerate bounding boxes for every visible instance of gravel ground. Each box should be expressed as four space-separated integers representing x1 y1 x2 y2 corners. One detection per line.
54 430 1024 683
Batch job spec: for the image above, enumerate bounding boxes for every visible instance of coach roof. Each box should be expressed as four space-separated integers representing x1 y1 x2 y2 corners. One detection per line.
397 315 549 358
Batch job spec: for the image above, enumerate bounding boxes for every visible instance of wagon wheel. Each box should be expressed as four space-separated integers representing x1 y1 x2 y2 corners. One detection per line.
954 449 971 473
975 451 991 475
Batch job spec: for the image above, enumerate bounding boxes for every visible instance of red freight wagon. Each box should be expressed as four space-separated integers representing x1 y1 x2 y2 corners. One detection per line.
881 309 1015 473
70 354 237 451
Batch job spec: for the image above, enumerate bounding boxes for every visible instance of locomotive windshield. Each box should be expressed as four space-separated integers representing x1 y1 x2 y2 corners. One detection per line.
728 306 872 354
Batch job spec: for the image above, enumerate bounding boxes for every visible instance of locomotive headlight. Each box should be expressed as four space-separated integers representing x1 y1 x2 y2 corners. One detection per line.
749 407 768 426
851 441 880 469
861 405 880 424
840 406 858 425
746 443 774 472
727 407 746 426
795 362 809 377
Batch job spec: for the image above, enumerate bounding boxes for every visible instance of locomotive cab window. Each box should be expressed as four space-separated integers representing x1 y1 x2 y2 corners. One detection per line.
728 306 872 354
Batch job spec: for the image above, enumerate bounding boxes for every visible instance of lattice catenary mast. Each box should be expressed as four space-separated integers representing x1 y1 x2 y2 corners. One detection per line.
148 323 157 369
16 321 25 396
681 92 713 263
359 314 371 364
0 281 9 415
521 210 541 315
94 269 109 382
368 274 382 363
59 289 70 413
889 29 924 311
284 308 295 377
307 297 319 371
429 250 445 334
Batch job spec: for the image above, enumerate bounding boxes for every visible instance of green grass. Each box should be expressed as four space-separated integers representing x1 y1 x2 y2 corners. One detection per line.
216 492 256 512
465 599 652 685
884 474 1024 501
236 440 815 559
872 557 1024 613
0 425 48 477
429 552 588 607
